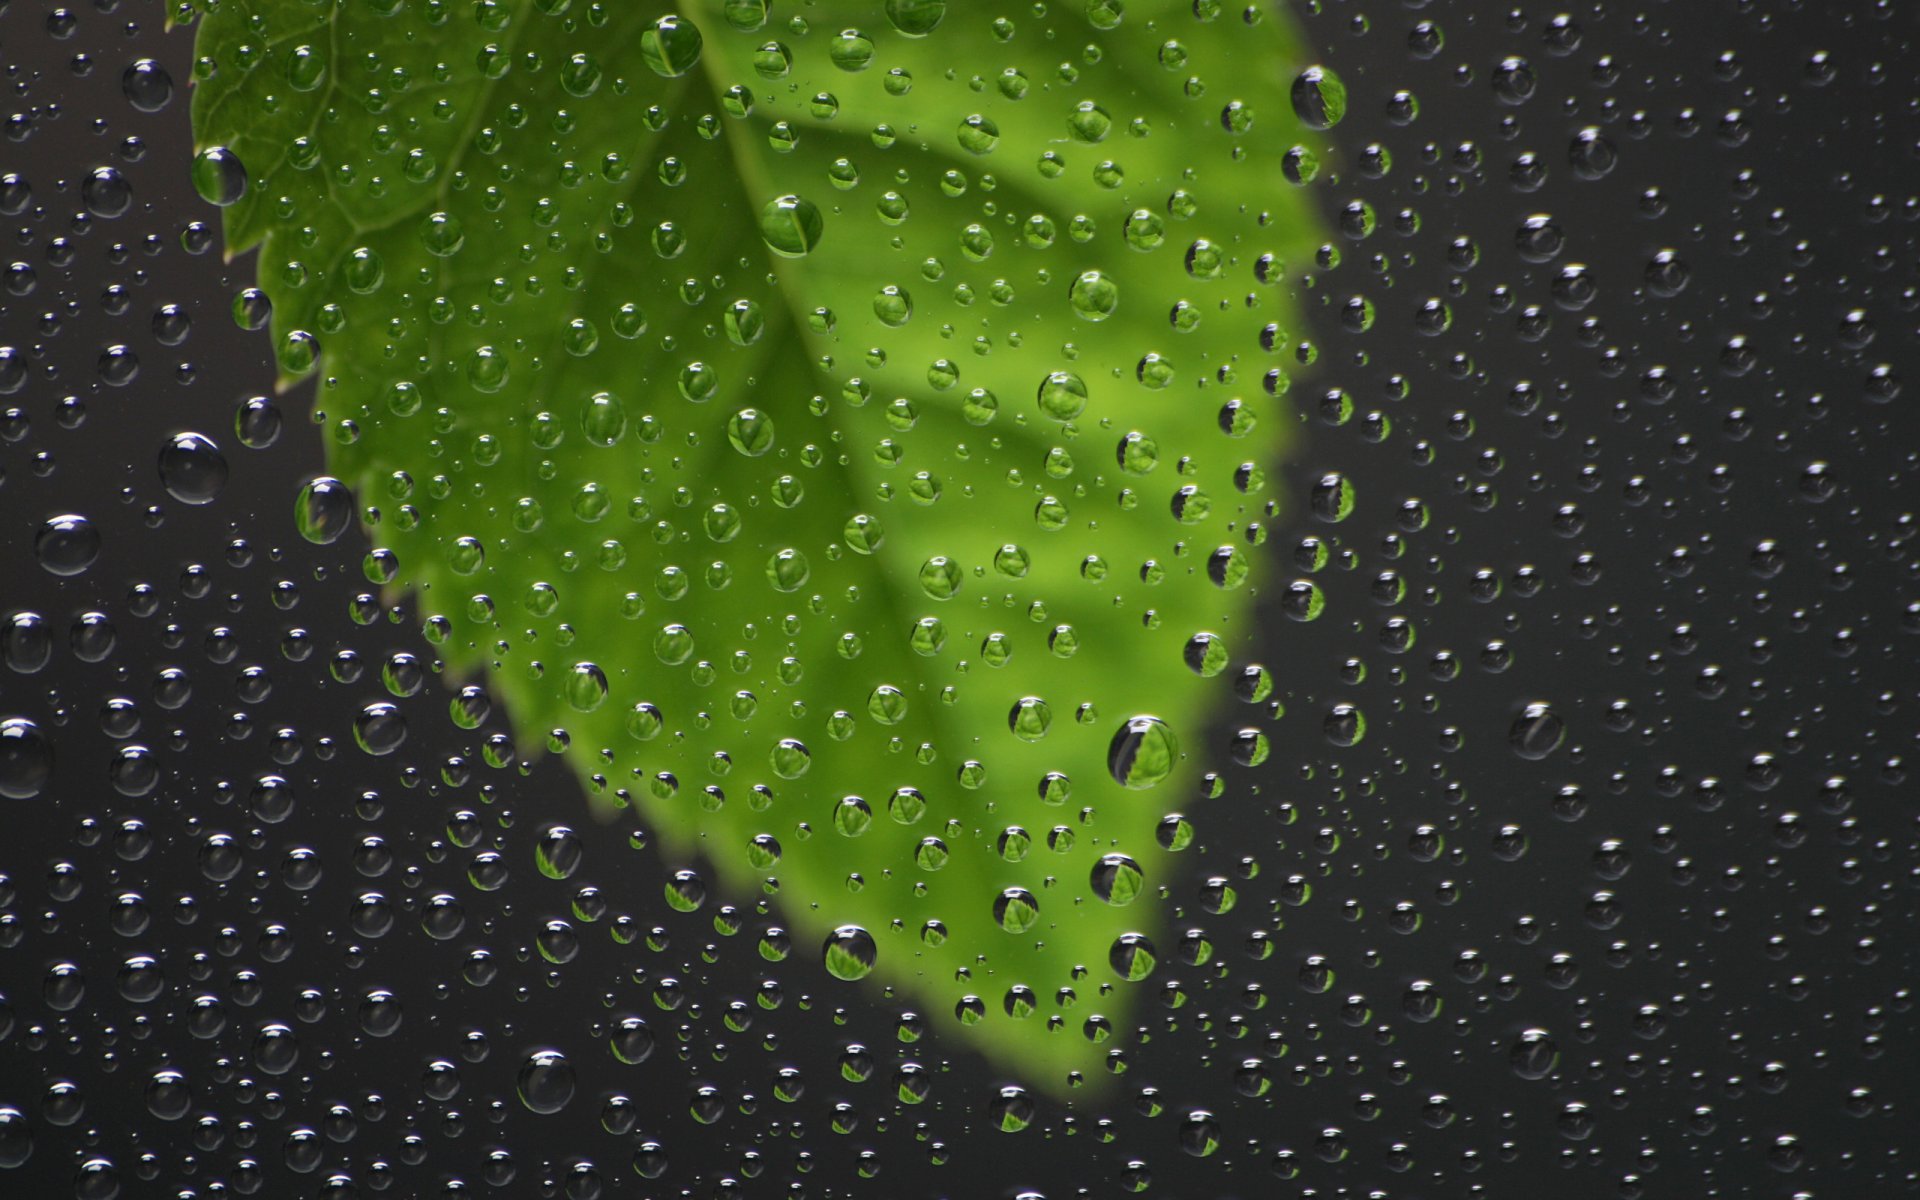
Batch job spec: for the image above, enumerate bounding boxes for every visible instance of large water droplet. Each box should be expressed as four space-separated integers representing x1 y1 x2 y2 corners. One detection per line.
727 407 776 455
765 548 810 593
1290 65 1347 130
770 737 811 780
81 167 131 218
1110 932 1157 981
957 113 1000 155
1068 270 1119 321
759 195 823 257
0 1105 31 1168
990 1085 1034 1133
121 58 173 112
918 556 962 600
1510 1028 1560 1080
294 477 353 544
157 432 228 504
0 717 53 799
1036 370 1089 421
1090 853 1143 906
1108 715 1178 789
516 1050 576 1114
1007 696 1052 742
353 702 407 756
564 662 608 712
640 15 704 77
885 0 946 36
34 514 100 576
1509 702 1565 760
191 146 248 207
3 613 50 675
1178 1110 1222 1157
823 925 876 981
993 887 1039 933
610 1016 654 1065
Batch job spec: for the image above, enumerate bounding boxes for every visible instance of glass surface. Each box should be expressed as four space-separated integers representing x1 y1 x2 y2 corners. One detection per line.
1 2 1914 1197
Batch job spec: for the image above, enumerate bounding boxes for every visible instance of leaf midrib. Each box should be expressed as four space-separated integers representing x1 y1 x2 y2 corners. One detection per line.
676 30 1132 1018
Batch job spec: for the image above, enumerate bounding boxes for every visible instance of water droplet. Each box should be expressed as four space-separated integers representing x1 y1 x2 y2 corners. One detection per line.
828 29 876 72
294 477 353 544
3 613 50 675
990 1085 1034 1133
993 887 1040 933
235 396 282 448
81 166 131 218
253 1023 300 1075
1291 66 1347 130
765 548 810 593
565 663 608 712
121 58 172 112
844 513 885 554
1569 126 1617 179
0 717 53 799
727 407 776 455
285 43 327 92
1068 270 1119 321
957 113 1000 155
640 15 704 77
1008 696 1053 742
867 684 908 725
1183 632 1228 676
191 146 248 207
1090 853 1144 905
885 0 946 36
722 0 770 30
918 556 962 600
1037 370 1089 421
580 392 626 446
833 795 873 837
1510 1028 1559 1080
1108 715 1178 789
746 833 781 870
823 925 876 981
353 702 407 756
610 1016 654 1065
664 868 707 911
0 1106 30 1168
157 432 228 504
1509 702 1565 760
516 1050 576 1114
759 194 823 257
654 624 695 665
34 514 100 576
1178 1110 1222 1157
769 738 811 780
1110 932 1157 981
872 285 913 327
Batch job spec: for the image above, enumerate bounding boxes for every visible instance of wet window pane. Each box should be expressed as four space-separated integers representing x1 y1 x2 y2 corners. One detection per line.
1 2 1913 1197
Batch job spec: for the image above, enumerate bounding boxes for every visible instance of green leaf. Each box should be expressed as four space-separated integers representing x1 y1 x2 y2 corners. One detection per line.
193 0 1322 1090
